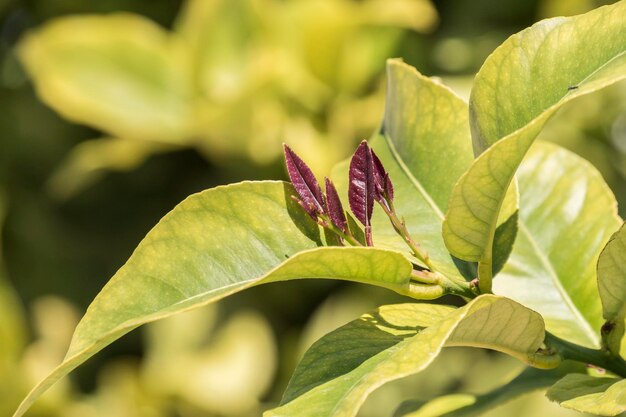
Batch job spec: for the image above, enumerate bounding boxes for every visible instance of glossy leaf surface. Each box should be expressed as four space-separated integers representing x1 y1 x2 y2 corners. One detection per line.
443 2 626 268
268 295 546 417
382 59 473 211
12 181 415 417
547 374 626 416
494 142 620 347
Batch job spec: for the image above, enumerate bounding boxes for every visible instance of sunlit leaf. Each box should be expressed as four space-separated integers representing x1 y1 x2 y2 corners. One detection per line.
494 142 620 348
382 59 473 212
443 3 626 275
547 374 626 416
19 14 194 143
267 295 546 417
12 181 416 417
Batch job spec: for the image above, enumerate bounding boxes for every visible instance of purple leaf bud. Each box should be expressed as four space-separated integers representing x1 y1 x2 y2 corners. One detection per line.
384 173 394 201
283 144 325 218
371 149 394 204
349 141 375 230
324 178 347 233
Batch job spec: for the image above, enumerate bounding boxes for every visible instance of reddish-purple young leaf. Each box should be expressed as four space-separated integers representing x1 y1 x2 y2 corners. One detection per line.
371 149 394 204
324 178 347 233
384 173 394 201
349 141 375 231
283 144 325 218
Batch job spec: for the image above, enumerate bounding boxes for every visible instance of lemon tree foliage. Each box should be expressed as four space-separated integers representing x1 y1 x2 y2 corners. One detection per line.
442 1 626 292
13 3 626 417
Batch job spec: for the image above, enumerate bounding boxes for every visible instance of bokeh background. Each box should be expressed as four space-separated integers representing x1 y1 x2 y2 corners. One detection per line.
0 0 624 416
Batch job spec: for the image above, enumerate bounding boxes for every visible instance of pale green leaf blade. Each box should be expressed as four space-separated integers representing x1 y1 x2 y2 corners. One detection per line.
547 374 626 416
598 222 626 322
19 14 193 143
267 295 546 417
382 59 474 211
12 181 415 417
494 142 620 348
471 2 626 152
443 2 626 264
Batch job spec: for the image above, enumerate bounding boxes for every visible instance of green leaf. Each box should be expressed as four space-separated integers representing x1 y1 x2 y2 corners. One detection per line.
19 14 193 143
494 142 621 348
12 181 416 417
547 374 626 416
598 222 626 323
268 295 547 417
378 60 517 279
382 59 474 211
394 363 585 417
443 2 626 274
333 136 462 279
333 60 476 280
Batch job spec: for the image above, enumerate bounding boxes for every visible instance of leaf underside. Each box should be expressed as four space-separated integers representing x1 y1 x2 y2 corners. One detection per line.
547 374 626 416
268 295 546 417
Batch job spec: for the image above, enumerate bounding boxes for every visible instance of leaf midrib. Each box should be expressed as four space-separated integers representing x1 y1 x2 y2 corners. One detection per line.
518 221 599 346
382 134 445 220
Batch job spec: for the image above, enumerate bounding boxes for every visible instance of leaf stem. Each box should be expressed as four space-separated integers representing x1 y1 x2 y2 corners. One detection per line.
601 319 625 357
321 218 363 247
477 260 493 294
401 282 445 300
544 332 626 378
380 203 433 270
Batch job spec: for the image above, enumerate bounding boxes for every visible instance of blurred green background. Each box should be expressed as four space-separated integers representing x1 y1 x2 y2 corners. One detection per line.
0 0 624 416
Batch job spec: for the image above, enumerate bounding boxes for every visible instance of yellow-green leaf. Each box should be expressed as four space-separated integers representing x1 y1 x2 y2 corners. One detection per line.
19 14 193 143
494 142 620 348
547 374 626 416
333 59 476 280
267 295 548 417
12 181 416 417
598 222 626 323
383 59 474 211
443 2 626 273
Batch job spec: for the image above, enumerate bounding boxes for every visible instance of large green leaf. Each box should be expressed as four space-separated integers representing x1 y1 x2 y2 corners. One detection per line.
547 374 626 416
12 181 417 417
267 295 547 417
494 142 620 348
382 59 474 211
333 61 475 281
443 2 626 274
598 222 626 322
19 14 193 143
